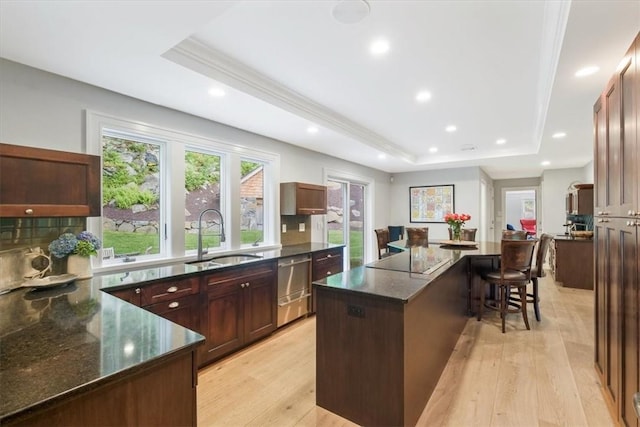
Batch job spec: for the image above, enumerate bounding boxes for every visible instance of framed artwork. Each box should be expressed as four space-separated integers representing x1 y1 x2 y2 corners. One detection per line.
409 185 454 223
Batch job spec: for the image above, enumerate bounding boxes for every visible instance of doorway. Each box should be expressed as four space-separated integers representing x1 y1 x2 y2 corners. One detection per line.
503 188 538 236
326 179 366 268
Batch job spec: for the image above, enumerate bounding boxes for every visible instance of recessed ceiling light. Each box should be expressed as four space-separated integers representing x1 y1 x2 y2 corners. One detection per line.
208 87 225 97
445 125 457 133
552 132 566 139
496 138 506 145
541 160 551 166
415 90 431 103
331 0 370 24
307 126 319 134
575 66 599 77
377 153 386 159
429 147 438 153
370 38 390 56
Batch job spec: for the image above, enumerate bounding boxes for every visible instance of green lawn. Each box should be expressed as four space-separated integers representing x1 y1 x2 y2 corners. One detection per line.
103 230 264 257
328 229 364 267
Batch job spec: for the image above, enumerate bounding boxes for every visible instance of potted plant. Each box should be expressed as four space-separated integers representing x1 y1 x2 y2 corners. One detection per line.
48 231 101 279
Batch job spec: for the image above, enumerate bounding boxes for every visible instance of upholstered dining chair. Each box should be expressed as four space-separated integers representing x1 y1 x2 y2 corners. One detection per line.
525 233 553 321
477 239 537 333
374 228 392 259
502 229 528 240
448 227 477 241
406 227 429 247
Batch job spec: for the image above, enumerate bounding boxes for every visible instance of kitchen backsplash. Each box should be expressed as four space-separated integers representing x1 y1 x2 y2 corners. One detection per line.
0 217 86 282
280 215 311 246
566 214 594 231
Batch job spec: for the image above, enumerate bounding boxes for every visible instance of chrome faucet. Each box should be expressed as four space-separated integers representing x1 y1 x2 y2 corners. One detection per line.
197 208 226 261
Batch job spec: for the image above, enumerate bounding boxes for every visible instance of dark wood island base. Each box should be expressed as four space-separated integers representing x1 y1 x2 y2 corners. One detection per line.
315 250 474 426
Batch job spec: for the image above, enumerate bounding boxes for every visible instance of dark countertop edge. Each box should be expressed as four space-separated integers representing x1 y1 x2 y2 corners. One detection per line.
0 341 204 424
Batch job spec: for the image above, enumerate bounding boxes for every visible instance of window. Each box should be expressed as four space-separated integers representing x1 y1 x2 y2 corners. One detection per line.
87 111 279 269
101 132 165 262
184 149 223 253
240 159 264 245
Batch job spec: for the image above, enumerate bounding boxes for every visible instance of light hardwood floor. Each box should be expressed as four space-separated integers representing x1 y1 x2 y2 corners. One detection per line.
197 272 614 426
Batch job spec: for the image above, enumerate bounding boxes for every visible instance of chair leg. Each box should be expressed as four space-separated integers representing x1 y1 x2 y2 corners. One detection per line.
518 286 530 330
532 277 540 321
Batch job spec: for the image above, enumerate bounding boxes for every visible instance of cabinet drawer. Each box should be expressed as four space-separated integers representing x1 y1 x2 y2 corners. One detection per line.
145 293 200 315
204 261 276 288
141 276 200 306
312 249 344 280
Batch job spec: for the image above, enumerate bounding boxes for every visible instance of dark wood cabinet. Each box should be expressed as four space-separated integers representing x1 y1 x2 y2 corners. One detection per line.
594 31 640 427
108 276 201 333
553 238 594 289
5 351 198 427
310 247 344 313
145 294 201 332
281 182 327 215
0 143 101 217
200 261 276 365
108 286 142 306
570 187 593 215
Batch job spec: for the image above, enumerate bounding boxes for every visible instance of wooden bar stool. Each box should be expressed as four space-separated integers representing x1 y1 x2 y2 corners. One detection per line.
374 228 392 259
477 239 537 333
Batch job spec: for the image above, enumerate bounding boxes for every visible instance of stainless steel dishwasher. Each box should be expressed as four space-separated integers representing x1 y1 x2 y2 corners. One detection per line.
277 254 311 327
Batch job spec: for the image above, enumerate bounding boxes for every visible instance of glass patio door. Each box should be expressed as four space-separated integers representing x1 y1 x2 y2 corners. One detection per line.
326 179 365 268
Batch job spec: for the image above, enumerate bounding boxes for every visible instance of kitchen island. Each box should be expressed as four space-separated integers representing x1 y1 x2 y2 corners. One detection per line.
314 242 501 426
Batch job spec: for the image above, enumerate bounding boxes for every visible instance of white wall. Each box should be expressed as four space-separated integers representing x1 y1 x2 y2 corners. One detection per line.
540 167 587 234
0 58 391 261
388 167 482 240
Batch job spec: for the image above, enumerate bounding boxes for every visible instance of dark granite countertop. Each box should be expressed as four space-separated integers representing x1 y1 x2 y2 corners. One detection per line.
0 242 342 421
0 280 204 421
314 241 501 303
553 234 594 242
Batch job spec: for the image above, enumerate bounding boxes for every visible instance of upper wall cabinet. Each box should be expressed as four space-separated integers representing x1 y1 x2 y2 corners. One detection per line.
280 182 327 215
0 143 101 217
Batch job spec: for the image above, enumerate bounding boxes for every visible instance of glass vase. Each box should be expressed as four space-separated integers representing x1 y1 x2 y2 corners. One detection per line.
452 227 462 242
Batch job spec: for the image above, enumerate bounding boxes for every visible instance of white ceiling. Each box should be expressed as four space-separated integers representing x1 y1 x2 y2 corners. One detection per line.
1 0 638 179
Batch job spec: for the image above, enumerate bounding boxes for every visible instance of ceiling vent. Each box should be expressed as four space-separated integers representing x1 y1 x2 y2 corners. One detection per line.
460 144 478 152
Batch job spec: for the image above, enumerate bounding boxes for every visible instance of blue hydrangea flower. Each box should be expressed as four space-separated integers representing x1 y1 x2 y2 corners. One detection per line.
48 233 78 258
77 231 101 251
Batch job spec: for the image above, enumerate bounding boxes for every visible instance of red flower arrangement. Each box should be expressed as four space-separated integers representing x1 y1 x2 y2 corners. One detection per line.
444 213 471 240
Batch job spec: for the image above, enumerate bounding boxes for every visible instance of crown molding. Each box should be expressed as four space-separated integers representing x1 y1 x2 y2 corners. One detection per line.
532 0 571 151
162 37 417 163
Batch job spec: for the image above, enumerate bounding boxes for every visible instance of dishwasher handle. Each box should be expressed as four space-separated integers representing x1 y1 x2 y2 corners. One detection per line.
277 259 311 268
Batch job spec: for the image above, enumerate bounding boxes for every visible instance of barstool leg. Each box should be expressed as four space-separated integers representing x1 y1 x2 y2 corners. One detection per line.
519 286 530 330
501 285 506 333
532 278 540 321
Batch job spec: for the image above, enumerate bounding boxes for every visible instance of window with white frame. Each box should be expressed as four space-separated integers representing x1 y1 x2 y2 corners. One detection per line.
86 111 279 267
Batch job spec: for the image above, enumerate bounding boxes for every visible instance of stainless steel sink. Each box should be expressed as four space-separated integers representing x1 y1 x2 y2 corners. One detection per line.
186 253 263 269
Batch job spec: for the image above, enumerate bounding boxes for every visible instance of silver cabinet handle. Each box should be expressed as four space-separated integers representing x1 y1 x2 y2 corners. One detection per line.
168 301 179 309
326 271 332 275
245 282 250 288
167 286 178 293
25 208 33 215
135 288 141 294
327 254 332 258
